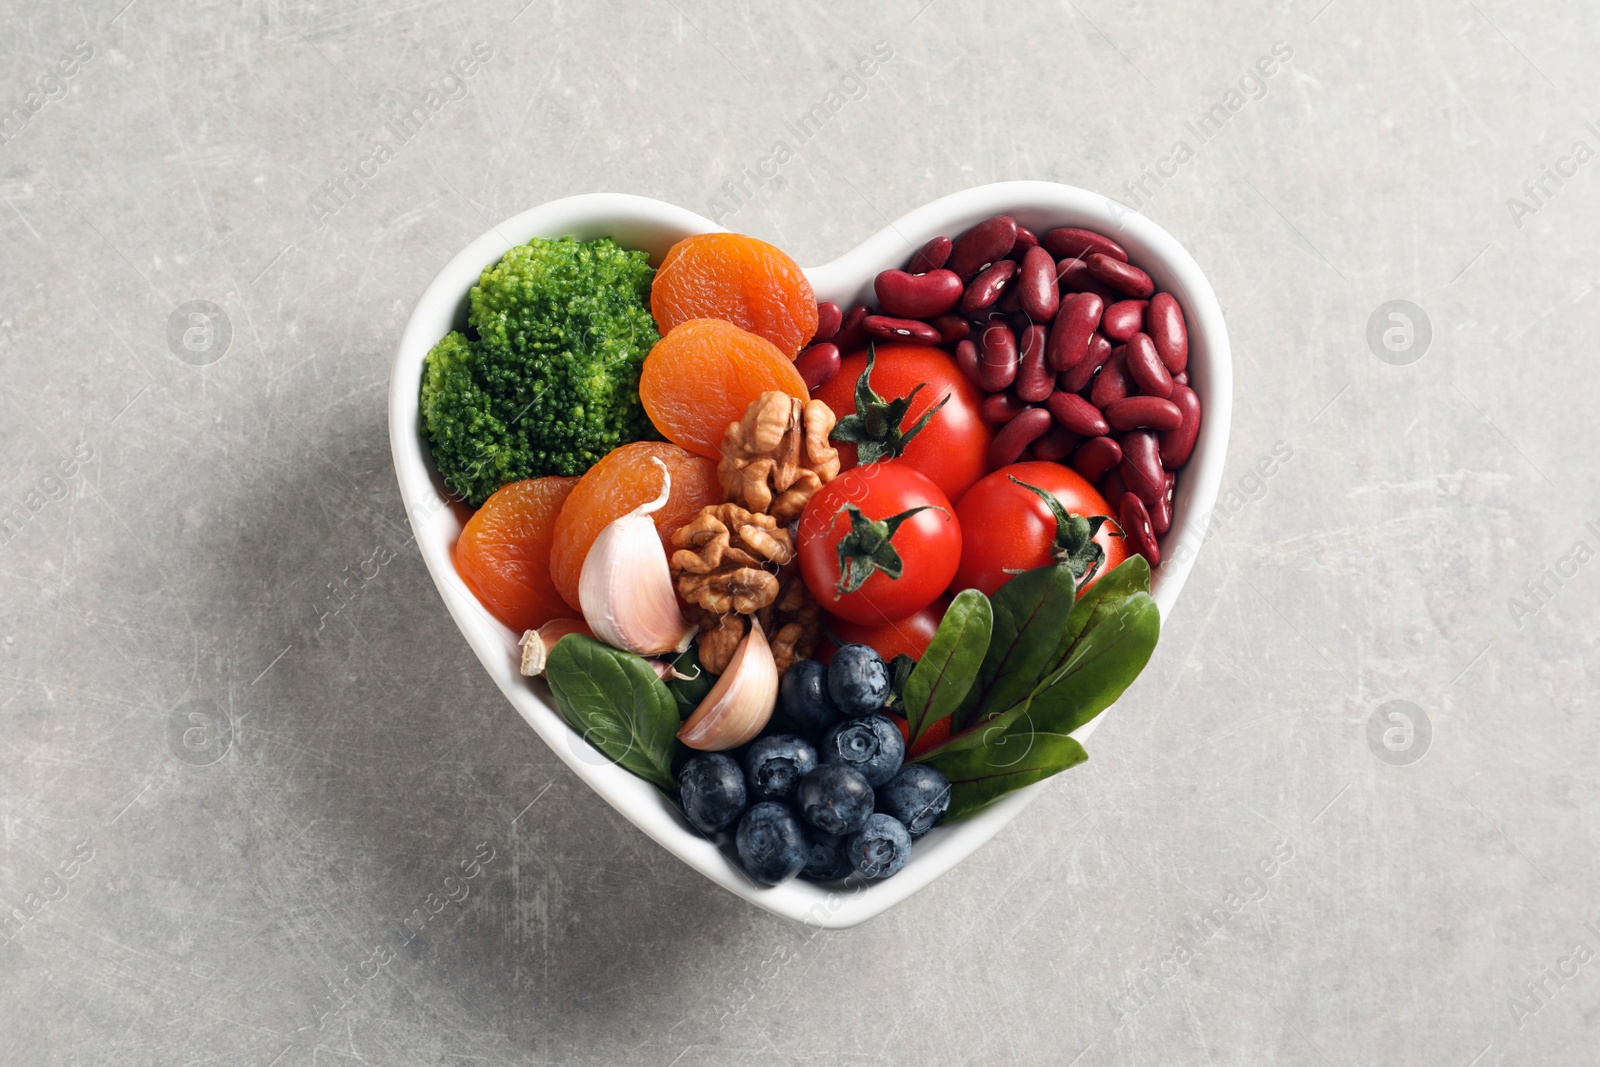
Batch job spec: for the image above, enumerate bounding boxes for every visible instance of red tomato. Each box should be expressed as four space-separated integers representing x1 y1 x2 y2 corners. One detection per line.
798 462 960 626
819 597 949 664
813 343 992 503
950 461 1128 597
888 711 953 758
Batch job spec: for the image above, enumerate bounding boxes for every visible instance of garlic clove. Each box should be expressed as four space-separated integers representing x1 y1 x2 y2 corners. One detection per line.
518 618 594 677
678 618 778 751
579 458 697 656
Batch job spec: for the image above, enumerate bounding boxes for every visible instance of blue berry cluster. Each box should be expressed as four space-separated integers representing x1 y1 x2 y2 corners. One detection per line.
676 644 952 886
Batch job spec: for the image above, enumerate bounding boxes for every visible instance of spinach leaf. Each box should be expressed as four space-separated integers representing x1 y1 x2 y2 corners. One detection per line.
665 645 715 720
545 635 680 792
1026 590 1160 736
916 711 1088 822
1052 555 1151 665
955 563 1078 730
901 589 992 746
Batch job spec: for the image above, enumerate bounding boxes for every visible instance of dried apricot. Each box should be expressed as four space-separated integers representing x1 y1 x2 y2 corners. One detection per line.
453 476 580 633
548 441 722 612
651 233 818 357
640 319 809 459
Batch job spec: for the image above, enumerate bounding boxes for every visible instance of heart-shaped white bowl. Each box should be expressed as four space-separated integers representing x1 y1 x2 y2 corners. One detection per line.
389 182 1232 928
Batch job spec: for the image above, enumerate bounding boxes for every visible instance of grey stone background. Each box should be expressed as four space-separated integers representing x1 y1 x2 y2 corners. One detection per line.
1 0 1596 1063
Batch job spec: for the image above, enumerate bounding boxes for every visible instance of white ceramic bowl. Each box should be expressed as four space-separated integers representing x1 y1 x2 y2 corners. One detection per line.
389 182 1232 928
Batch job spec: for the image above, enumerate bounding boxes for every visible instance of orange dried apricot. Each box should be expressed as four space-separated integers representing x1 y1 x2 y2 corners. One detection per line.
651 233 818 358
640 318 809 459
548 441 722 612
453 476 580 633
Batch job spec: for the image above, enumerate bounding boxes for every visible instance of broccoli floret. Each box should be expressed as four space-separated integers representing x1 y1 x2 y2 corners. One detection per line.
419 236 661 506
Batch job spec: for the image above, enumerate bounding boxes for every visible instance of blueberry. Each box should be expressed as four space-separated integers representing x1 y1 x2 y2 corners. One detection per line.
743 734 818 803
734 802 809 885
677 753 746 835
877 764 951 837
796 765 875 836
827 644 890 717
779 659 843 737
821 713 904 787
846 813 912 879
800 829 852 882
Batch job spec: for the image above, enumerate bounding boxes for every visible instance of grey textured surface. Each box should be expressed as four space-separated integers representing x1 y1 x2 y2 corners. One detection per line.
2 1 1597 1063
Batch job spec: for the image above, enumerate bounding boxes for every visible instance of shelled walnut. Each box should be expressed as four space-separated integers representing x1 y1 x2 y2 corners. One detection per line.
719 391 840 524
670 503 794 615
692 566 820 674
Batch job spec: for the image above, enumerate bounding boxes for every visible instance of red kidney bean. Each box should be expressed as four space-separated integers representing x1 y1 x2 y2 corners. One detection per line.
863 314 942 344
834 304 870 353
1041 227 1128 263
1046 292 1103 371
1147 292 1188 372
1046 391 1110 436
980 391 1030 424
1119 431 1165 505
1090 349 1133 409
1173 371 1188 386
948 215 1018 280
961 259 1017 315
1104 396 1183 432
1085 253 1154 298
1014 324 1053 403
1031 424 1081 462
908 235 952 274
1055 257 1121 302
1099 469 1127 510
1070 435 1122 483
1159 384 1202 468
796 343 841 392
932 313 970 344
987 407 1052 470
875 268 963 319
998 284 1023 316
955 339 981 387
1149 478 1173 536
1010 224 1039 256
1124 332 1173 399
1059 331 1113 393
978 321 1018 392
814 302 842 344
1017 246 1060 323
1118 494 1160 565
1100 299 1148 343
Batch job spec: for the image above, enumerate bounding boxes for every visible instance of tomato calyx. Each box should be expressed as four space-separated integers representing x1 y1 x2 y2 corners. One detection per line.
1006 476 1120 589
831 502 944 596
830 344 950 465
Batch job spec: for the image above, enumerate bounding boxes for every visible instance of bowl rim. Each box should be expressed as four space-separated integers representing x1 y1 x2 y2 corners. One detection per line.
388 182 1232 928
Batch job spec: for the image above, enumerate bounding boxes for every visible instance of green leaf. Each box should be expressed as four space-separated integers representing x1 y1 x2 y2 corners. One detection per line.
545 635 680 792
665 645 715 720
1053 555 1152 664
1026 591 1161 736
916 713 1088 822
901 589 992 745
955 564 1078 730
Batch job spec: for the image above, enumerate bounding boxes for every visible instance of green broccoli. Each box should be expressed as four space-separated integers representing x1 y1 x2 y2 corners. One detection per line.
419 236 661 506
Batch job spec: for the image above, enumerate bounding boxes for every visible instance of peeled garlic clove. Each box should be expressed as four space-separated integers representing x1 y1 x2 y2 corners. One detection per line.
518 618 594 677
678 618 778 751
579 459 696 656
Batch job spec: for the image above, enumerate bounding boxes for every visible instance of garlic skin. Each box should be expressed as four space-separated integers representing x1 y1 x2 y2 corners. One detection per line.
518 618 593 677
579 458 696 656
678 618 778 750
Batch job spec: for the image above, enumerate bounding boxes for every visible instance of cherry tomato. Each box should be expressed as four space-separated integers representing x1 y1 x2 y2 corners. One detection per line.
889 713 953 758
950 461 1128 597
798 462 960 626
819 597 949 665
813 343 992 503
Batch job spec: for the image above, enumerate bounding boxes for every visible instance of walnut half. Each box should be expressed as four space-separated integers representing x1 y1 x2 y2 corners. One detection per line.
718 392 841 524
